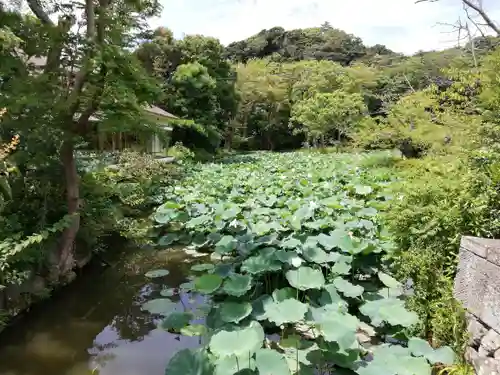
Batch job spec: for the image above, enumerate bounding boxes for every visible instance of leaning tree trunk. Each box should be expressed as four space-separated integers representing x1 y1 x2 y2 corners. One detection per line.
58 138 80 276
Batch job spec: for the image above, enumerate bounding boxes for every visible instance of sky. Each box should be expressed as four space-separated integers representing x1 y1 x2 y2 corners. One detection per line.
149 0 500 55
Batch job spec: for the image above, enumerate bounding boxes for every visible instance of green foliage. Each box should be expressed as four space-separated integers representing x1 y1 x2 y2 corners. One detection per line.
223 24 383 66
291 91 367 144
144 152 455 374
386 155 500 352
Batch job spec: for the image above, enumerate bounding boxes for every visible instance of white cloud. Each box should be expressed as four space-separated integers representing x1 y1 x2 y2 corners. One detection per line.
150 0 500 54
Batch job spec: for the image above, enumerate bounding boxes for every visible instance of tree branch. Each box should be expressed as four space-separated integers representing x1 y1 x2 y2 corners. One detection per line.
416 0 499 36
66 0 97 117
75 0 111 128
26 0 53 25
462 0 500 35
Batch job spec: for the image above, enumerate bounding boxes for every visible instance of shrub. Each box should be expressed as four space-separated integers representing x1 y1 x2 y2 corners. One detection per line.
385 154 500 353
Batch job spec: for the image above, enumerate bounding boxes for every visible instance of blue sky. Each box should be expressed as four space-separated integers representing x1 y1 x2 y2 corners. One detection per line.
149 0 500 55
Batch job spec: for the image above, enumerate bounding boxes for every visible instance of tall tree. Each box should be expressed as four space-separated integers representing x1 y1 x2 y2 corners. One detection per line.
0 0 161 276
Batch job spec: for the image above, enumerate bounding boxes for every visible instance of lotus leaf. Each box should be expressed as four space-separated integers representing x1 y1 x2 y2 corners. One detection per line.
276 250 303 267
255 349 291 375
378 272 401 289
354 185 373 195
408 338 455 365
360 298 419 327
265 298 308 326
272 287 296 302
286 267 325 290
159 312 193 331
219 301 252 323
160 288 176 297
331 261 351 275
209 321 265 357
214 354 255 375
180 324 208 337
356 344 432 375
252 294 273 320
222 274 252 297
195 274 223 294
158 233 179 246
191 263 215 272
241 254 282 274
145 269 169 278
164 349 213 375
141 298 179 315
333 277 364 298
215 235 238 254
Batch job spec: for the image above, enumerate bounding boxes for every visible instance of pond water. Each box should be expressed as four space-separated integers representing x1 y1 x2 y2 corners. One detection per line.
0 247 206 375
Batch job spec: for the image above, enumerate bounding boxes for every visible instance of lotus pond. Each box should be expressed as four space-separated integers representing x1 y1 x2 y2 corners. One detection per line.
0 151 456 375
148 152 456 375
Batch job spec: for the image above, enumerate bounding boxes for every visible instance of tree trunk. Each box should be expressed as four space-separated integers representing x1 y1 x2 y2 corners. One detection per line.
58 138 80 276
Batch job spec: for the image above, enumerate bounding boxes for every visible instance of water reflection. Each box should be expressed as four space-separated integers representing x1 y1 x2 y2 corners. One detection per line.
0 248 206 375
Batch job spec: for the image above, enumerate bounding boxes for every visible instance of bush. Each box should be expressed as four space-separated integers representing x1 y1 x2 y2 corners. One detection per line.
167 142 195 161
80 151 181 244
385 154 500 353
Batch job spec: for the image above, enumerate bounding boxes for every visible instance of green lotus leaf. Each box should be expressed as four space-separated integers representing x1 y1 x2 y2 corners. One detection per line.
158 233 179 246
302 245 329 264
356 344 432 375
209 321 265 357
186 214 211 228
252 294 273 320
408 338 455 365
222 273 252 297
179 281 195 292
333 277 364 298
272 287 296 302
211 263 233 278
281 237 302 249
160 288 176 297
378 272 401 289
265 298 308 326
357 207 378 217
314 310 359 352
191 263 215 272
165 349 213 375
194 274 223 294
214 354 255 375
331 261 351 275
354 185 373 195
219 301 252 323
276 250 303 267
255 348 291 375
145 269 169 278
360 298 419 327
159 312 193 331
318 230 355 253
180 324 208 337
141 298 179 315
319 284 348 309
241 254 282 274
286 267 325 290
215 235 238 254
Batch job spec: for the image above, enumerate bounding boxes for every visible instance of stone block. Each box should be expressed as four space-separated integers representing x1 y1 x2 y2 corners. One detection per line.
481 329 500 354
454 248 489 318
495 348 500 360
461 236 489 258
474 357 500 375
466 346 479 363
480 278 500 333
468 316 488 347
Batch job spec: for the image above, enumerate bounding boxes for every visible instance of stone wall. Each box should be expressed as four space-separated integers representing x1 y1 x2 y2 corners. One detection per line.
454 236 500 375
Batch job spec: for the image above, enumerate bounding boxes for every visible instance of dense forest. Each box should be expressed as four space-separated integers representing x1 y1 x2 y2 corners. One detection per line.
2 0 500 374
